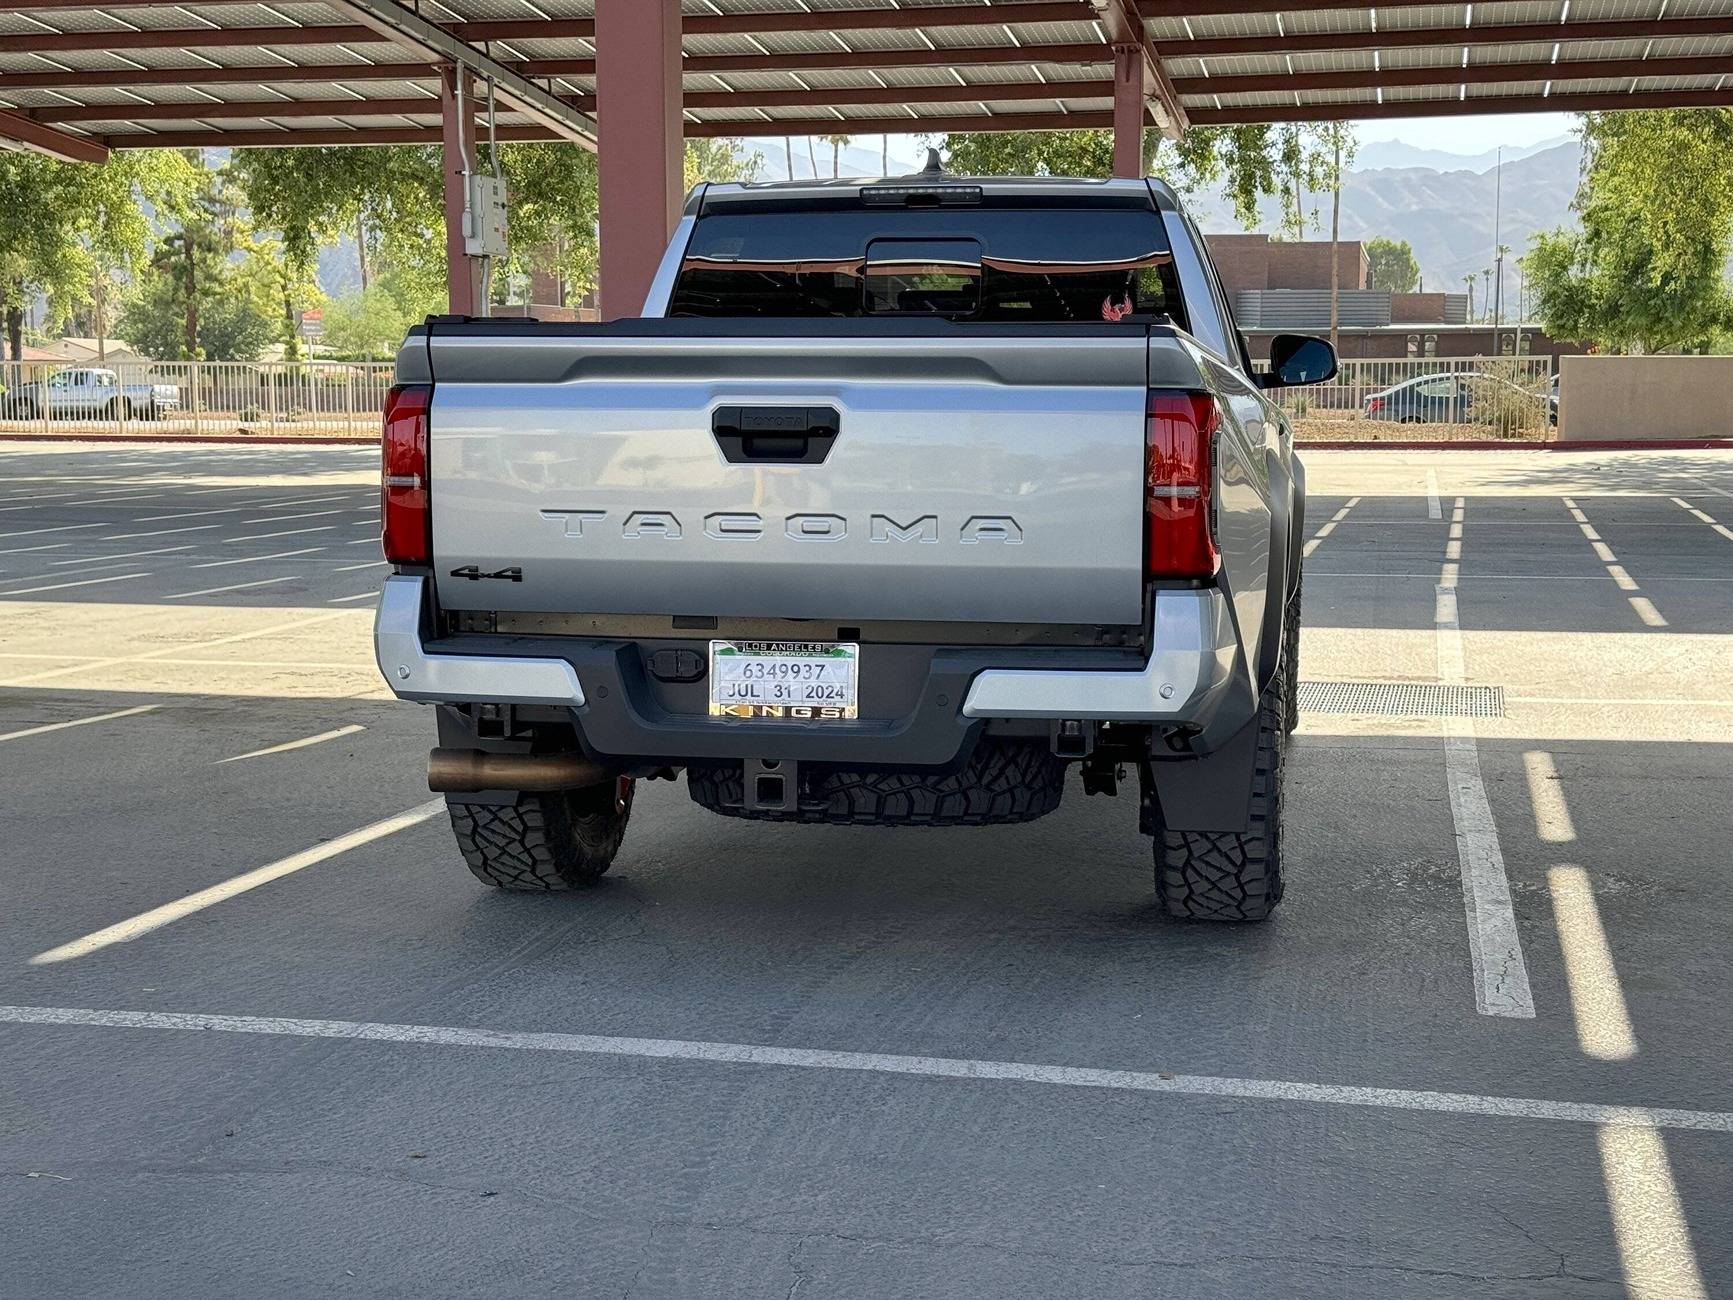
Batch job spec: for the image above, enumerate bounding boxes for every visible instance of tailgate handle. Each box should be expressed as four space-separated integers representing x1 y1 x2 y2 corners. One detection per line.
712 406 839 465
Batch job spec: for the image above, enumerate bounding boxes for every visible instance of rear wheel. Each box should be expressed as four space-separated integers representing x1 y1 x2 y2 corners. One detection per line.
446 778 633 891
1152 671 1286 922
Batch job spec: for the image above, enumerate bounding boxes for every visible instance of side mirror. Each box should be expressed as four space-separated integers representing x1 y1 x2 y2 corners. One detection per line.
1258 334 1337 389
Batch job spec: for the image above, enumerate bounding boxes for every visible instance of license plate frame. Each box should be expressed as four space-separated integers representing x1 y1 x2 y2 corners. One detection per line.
708 639 859 721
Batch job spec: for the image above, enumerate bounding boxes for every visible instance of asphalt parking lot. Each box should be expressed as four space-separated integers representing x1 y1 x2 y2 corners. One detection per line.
1 439 1730 1298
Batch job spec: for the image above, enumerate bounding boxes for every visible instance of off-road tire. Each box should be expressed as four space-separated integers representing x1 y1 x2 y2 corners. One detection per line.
687 739 1064 827
446 779 633 891
1152 672 1285 922
1282 567 1302 734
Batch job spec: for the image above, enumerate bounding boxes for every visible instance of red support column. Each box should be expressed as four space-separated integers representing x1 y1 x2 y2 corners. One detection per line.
596 0 683 318
440 65 484 316
1112 43 1146 179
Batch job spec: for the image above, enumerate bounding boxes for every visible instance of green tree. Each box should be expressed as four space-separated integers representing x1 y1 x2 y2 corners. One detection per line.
238 138 757 309
321 271 440 360
819 133 852 177
1527 109 1733 353
0 149 198 360
1315 122 1357 351
938 125 1282 228
1365 237 1420 293
116 161 299 362
685 138 763 190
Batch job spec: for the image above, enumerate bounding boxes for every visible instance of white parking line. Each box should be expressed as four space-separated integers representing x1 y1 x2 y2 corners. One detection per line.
1425 469 1441 520
1437 499 1534 1019
334 561 384 572
104 523 222 540
328 591 378 602
0 522 102 539
223 525 338 543
1670 496 1733 542
1597 1123 1708 1298
1521 751 1577 843
1549 866 1637 1063
1303 496 1361 558
133 507 249 522
49 544 193 567
27 800 444 965
0 543 68 556
1 1002 1729 1136
163 575 300 600
1563 498 1669 628
216 723 366 764
0 571 150 597
0 704 158 744
188 546 326 569
237 510 348 525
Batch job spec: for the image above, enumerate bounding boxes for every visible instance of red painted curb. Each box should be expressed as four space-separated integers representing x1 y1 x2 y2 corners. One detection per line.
1299 440 1546 451
1300 439 1733 452
1543 438 1733 451
0 432 375 446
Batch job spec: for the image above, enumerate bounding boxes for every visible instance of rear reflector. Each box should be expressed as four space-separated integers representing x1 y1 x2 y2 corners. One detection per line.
1145 392 1220 579
381 383 432 566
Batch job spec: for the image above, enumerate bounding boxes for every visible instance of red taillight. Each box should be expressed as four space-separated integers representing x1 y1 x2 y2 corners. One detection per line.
382 383 432 565
1145 392 1220 579
1367 395 1385 413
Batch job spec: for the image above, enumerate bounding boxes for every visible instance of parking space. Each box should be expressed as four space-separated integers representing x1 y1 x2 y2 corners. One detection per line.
1 440 1730 1298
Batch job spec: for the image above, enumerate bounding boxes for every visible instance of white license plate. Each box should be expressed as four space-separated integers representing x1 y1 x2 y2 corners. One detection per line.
708 640 859 720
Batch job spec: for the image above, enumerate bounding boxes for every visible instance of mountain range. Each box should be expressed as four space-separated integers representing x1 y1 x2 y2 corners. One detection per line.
1187 139 1583 313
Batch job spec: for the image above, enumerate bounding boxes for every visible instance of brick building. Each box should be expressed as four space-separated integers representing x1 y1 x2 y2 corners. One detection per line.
1203 233 1584 362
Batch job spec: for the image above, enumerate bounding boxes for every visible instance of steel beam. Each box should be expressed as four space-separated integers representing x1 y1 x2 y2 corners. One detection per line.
1190 87 1733 125
1099 0 1186 137
0 106 106 163
1159 14 1733 59
323 0 597 147
525 41 1116 79
595 0 682 319
1190 54 1733 97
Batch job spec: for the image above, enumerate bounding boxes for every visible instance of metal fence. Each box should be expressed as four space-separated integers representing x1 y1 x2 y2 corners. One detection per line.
1274 356 1556 427
0 360 394 438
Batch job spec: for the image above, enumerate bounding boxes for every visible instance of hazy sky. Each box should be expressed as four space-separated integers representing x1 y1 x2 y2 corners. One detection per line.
1353 113 1575 152
844 112 1577 178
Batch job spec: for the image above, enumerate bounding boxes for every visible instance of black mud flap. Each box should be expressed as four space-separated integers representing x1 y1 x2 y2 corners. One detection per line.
1140 711 1260 834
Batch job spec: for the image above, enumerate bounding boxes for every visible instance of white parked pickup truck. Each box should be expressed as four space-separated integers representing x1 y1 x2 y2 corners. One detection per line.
375 161 1334 921
4 367 180 420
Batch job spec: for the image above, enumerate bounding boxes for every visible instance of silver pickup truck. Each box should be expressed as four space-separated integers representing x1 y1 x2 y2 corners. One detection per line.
376 165 1334 921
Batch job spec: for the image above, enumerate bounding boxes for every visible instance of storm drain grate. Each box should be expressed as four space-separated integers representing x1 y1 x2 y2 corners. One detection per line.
1297 681 1506 718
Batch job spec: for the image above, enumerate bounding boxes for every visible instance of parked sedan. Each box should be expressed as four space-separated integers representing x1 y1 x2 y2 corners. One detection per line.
1364 371 1556 427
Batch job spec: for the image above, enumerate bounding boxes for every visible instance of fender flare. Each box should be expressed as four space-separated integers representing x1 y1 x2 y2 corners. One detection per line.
1255 446 1301 691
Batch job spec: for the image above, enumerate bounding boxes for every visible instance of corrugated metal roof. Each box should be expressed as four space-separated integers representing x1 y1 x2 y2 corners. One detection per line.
1 0 1726 155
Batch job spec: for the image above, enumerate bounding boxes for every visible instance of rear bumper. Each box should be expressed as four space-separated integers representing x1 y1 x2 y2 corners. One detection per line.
375 574 1253 766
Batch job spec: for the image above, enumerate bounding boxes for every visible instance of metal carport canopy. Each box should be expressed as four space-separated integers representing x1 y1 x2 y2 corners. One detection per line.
3 0 1732 160
3 0 1731 312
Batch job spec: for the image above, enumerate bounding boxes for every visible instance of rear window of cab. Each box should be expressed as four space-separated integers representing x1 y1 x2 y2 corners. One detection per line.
669 205 1185 327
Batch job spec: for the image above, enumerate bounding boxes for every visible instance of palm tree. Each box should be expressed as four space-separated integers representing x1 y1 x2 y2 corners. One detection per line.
1463 273 1476 322
820 133 852 178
